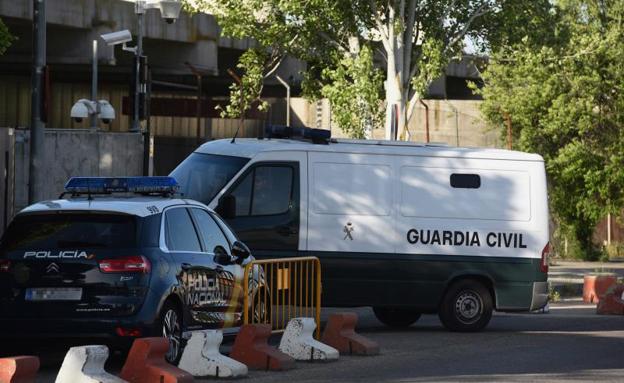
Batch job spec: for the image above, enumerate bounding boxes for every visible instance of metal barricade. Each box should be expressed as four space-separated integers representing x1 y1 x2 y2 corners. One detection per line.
243 257 322 338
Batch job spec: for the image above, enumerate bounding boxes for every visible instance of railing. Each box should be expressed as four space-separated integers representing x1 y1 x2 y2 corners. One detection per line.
243 257 322 338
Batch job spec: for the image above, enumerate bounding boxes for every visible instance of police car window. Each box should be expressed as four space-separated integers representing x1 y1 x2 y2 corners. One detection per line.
0 213 137 251
450 174 481 189
190 209 230 255
165 208 201 252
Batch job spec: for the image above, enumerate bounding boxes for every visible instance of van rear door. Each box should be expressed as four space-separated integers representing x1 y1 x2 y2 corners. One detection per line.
0 212 150 319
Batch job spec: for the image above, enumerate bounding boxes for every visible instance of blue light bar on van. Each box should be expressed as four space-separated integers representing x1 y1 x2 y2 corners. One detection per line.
64 177 179 194
264 125 331 143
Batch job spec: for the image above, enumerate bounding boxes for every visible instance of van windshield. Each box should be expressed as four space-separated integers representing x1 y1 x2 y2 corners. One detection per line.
170 153 249 204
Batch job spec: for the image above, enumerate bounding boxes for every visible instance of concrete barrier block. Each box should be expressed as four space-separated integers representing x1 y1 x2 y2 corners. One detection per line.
597 284 624 315
0 356 39 383
119 338 194 383
279 318 339 361
55 345 126 383
583 275 618 303
321 312 380 356
230 324 296 371
178 330 247 378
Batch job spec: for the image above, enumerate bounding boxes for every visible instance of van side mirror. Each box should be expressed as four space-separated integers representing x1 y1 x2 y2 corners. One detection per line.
231 241 251 264
217 195 236 219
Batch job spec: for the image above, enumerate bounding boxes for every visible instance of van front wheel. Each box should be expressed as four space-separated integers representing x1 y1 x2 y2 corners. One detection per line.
439 279 493 332
373 307 421 328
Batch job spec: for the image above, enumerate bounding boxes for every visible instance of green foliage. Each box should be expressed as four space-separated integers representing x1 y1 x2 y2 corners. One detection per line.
318 46 384 138
216 49 269 119
478 0 624 259
0 18 14 55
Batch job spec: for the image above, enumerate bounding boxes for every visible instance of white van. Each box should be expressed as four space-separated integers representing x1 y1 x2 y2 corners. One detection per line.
171 128 550 331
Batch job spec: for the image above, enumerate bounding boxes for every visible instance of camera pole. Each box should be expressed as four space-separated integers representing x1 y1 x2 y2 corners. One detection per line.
29 0 46 204
90 39 99 131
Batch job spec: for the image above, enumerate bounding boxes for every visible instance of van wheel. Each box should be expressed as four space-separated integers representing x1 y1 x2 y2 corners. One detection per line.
157 301 183 364
373 307 421 328
439 279 493 332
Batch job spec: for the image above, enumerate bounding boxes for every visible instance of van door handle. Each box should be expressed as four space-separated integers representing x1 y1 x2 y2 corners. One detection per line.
181 263 192 271
277 226 298 236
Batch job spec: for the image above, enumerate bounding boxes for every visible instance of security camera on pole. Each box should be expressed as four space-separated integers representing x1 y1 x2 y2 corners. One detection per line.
70 39 116 129
122 0 183 132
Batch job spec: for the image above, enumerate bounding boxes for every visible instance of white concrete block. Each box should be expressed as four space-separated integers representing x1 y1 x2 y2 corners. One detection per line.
279 317 339 361
178 330 248 378
55 345 126 383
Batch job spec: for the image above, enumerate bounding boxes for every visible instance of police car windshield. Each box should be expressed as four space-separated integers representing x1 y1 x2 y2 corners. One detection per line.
170 153 249 204
0 213 137 252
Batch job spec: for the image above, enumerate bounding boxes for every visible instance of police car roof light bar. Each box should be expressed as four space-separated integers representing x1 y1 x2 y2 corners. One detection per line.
64 176 179 196
263 125 331 144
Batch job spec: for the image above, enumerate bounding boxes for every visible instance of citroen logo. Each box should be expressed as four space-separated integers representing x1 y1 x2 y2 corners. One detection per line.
46 262 60 273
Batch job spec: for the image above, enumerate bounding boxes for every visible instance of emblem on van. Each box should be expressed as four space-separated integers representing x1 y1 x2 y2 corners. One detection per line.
343 222 354 241
46 262 60 273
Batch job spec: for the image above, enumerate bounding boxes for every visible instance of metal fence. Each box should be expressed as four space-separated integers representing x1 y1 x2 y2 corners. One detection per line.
243 257 322 338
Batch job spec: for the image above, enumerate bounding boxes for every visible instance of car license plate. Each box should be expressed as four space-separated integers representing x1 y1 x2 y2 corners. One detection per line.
25 288 82 301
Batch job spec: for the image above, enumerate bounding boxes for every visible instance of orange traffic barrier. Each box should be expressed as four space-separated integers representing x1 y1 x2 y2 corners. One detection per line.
0 356 39 383
119 338 194 383
321 312 380 356
597 284 624 315
230 324 295 371
583 275 618 303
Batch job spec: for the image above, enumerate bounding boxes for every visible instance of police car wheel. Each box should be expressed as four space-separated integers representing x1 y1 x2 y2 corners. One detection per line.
372 307 421 328
439 279 493 332
158 302 183 364
248 287 272 324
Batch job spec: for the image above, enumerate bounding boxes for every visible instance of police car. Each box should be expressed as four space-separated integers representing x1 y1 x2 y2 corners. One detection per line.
0 177 262 363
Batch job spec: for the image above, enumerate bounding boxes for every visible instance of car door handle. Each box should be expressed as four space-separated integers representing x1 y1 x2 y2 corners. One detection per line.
181 263 192 271
277 226 298 236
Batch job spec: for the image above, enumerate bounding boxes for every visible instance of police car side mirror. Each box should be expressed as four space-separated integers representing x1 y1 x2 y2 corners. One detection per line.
231 241 251 264
217 195 236 219
213 246 232 265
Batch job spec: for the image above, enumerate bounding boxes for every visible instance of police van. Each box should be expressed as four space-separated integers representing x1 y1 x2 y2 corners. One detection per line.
171 127 550 331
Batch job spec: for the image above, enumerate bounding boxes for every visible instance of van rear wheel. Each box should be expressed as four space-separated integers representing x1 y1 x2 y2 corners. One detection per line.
438 279 493 332
373 307 421 328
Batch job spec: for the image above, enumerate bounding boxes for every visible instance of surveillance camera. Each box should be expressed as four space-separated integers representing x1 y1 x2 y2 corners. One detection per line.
98 100 115 124
70 100 92 123
159 1 182 24
100 30 133 46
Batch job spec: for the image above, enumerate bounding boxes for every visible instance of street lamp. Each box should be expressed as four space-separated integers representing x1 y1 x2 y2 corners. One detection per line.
123 0 183 132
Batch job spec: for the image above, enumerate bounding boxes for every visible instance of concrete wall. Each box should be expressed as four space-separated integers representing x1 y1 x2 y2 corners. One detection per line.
13 130 144 212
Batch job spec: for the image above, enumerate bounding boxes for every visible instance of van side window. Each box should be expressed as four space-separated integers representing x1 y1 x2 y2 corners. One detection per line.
229 165 293 216
165 208 202 252
450 174 481 189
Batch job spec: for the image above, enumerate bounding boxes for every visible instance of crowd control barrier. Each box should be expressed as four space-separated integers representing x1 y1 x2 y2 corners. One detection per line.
243 257 322 338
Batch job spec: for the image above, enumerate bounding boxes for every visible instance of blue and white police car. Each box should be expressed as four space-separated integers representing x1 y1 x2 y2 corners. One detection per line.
0 177 262 363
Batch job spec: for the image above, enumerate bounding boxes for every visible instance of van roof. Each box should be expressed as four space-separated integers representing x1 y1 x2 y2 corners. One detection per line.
18 197 209 218
195 138 544 162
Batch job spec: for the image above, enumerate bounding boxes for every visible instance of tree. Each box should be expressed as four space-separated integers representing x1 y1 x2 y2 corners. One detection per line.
185 0 554 139
478 0 624 259
0 18 14 55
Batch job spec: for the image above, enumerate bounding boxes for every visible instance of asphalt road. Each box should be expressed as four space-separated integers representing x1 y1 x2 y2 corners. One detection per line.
3 300 624 383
